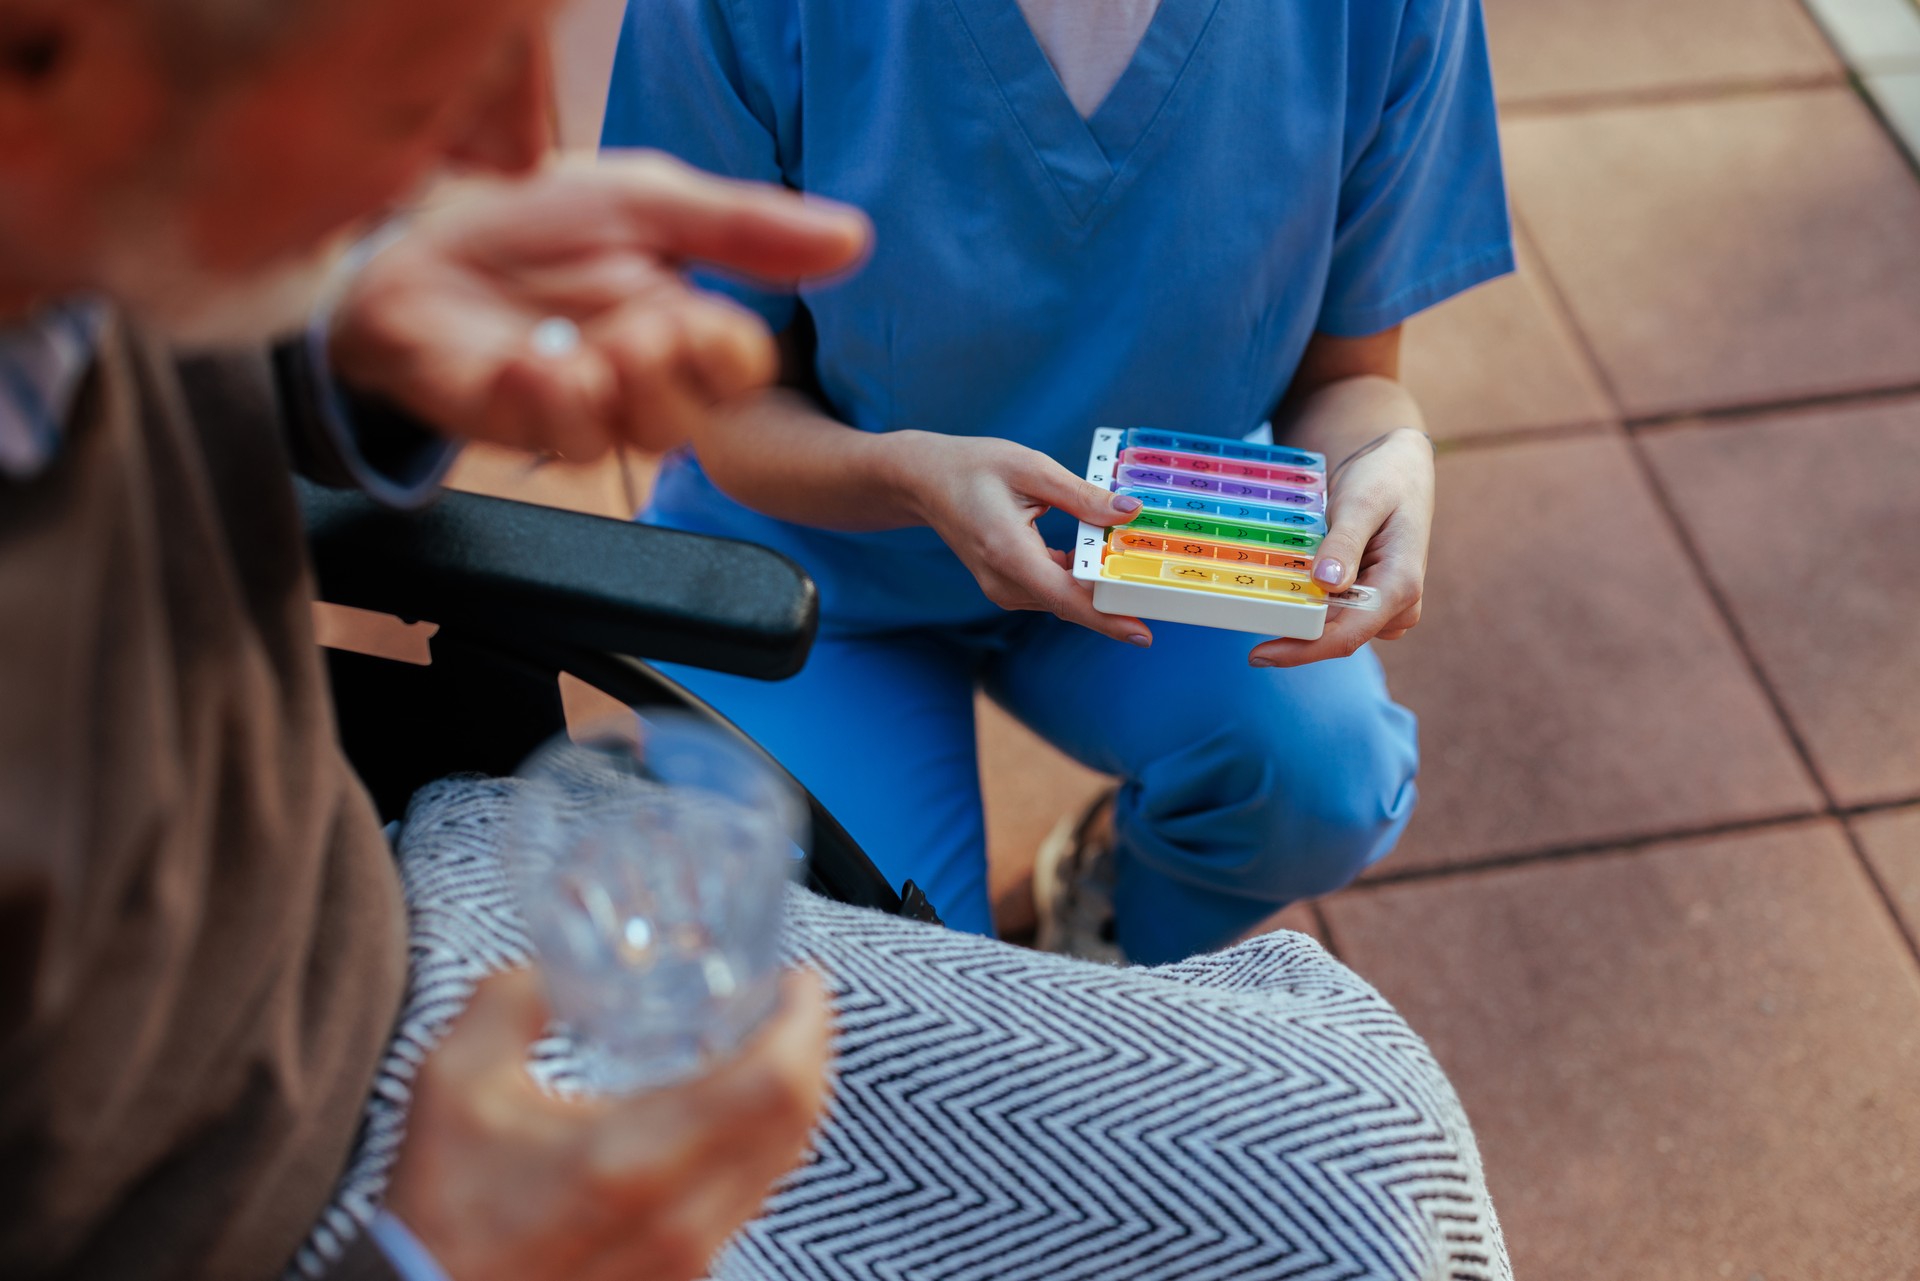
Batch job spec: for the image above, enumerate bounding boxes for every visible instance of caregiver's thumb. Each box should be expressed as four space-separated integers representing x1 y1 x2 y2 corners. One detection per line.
1023 451 1143 527
1312 493 1383 594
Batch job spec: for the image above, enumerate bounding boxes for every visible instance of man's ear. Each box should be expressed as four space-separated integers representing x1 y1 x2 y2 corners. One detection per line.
0 14 61 82
0 2 73 153
0 0 159 166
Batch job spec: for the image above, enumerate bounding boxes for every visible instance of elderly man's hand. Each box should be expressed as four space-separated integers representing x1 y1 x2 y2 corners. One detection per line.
328 152 870 461
383 967 834 1281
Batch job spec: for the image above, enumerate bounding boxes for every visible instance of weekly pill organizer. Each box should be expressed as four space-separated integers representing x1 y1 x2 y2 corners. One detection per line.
1073 428 1382 640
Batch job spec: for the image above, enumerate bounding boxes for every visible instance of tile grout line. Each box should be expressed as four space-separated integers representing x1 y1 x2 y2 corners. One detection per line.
1500 71 1849 120
1359 796 1920 890
1622 379 1920 434
1433 376 1920 458
1433 419 1616 457
1504 212 1629 419
1842 820 1920 969
1362 55 1920 970
1307 902 1342 961
1421 218 1632 456
1438 190 1920 972
1621 440 1832 796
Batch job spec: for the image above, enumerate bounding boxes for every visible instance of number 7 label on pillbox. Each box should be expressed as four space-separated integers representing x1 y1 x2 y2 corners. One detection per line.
1072 427 1378 640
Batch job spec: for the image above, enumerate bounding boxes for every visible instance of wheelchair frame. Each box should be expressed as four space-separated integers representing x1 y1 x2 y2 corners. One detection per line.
302 478 940 923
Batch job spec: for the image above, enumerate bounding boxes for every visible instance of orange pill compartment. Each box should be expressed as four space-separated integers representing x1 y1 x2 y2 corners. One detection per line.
1106 528 1316 577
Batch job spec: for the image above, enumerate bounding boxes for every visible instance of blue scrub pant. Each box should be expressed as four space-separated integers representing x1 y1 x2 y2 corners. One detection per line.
661 614 1418 965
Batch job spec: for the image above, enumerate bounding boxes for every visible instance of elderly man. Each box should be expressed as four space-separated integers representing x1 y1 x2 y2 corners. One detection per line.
0 1 1510 1279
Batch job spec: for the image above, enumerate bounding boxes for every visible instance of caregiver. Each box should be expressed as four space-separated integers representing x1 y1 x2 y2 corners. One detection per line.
602 0 1513 964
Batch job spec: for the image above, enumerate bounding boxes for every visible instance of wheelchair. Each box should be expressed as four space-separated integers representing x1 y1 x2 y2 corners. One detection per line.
299 477 940 924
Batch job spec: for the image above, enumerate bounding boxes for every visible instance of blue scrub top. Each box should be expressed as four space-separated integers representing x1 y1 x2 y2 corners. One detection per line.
604 0 1514 629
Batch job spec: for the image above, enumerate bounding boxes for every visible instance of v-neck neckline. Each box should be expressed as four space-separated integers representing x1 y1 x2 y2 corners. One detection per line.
947 0 1223 225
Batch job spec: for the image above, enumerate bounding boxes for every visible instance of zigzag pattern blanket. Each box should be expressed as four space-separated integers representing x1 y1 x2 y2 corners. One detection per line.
294 776 1509 1281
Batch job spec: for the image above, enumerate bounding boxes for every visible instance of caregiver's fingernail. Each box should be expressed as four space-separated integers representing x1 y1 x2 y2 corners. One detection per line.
1314 558 1345 586
1250 657 1275 668
1127 633 1152 648
1112 495 1143 514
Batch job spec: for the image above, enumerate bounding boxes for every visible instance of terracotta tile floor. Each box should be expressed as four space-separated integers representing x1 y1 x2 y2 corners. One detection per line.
1400 237 1613 442
1326 822 1920 1281
1363 13 1920 1269
1642 398 1920 807
1483 0 1840 105
1504 85 1920 420
1371 430 1822 876
365 3 1920 1271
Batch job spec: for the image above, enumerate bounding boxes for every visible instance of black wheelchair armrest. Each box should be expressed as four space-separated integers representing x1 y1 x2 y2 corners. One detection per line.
299 478 818 681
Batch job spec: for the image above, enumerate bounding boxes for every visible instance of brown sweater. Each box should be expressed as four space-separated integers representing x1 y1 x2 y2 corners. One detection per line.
0 316 408 1279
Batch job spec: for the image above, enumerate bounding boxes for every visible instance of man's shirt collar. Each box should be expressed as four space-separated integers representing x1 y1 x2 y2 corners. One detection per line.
0 299 107 482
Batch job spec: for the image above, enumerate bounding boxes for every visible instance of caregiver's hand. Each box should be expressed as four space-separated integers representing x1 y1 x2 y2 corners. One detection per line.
1249 426 1434 668
330 152 871 461
893 432 1154 647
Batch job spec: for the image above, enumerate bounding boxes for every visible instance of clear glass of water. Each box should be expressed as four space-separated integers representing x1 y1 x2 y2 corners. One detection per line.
505 709 806 1094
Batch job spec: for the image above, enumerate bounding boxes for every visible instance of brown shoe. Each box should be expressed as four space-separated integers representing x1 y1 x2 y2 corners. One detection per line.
1032 786 1126 964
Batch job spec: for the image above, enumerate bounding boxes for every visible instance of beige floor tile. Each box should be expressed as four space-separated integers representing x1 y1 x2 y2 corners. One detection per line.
1484 0 1839 103
1374 432 1819 874
1327 822 1920 1280
1642 397 1920 806
977 696 1112 936
1506 88 1920 417
448 444 635 518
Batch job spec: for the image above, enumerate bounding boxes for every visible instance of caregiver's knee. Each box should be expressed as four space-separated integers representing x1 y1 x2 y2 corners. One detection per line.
1245 727 1417 900
1262 780 1410 899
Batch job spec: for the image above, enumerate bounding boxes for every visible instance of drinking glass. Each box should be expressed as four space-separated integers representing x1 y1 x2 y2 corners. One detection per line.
505 710 806 1093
